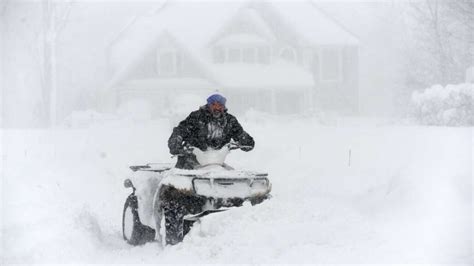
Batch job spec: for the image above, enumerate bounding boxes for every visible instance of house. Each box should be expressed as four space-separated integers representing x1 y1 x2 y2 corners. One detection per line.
104 0 359 116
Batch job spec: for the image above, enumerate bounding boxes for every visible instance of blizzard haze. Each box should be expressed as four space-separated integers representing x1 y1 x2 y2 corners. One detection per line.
2 0 472 125
1 0 473 264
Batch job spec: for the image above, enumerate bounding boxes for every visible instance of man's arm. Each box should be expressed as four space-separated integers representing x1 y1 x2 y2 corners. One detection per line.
168 112 196 155
229 115 254 151
168 128 184 155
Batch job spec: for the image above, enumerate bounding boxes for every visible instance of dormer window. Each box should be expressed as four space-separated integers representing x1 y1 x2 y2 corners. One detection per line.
228 48 241 62
212 46 270 64
212 33 271 64
157 49 177 76
279 46 297 63
213 47 225 63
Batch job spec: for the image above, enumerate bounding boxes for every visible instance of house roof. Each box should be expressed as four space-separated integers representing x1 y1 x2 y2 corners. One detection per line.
214 33 269 46
270 1 359 45
118 78 216 92
109 1 239 74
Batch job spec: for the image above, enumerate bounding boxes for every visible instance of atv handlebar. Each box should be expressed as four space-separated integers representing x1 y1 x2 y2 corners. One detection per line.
227 142 253 151
171 142 251 158
171 144 194 158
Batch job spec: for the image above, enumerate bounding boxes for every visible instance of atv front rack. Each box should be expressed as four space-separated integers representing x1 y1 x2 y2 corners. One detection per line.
191 177 271 198
130 163 173 172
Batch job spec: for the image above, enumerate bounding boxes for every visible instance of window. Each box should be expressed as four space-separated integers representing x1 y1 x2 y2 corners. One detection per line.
213 47 225 63
157 50 177 76
258 47 270 64
214 46 270 64
320 48 341 81
312 53 320 81
279 47 297 63
302 48 313 68
227 48 241 62
242 47 257 63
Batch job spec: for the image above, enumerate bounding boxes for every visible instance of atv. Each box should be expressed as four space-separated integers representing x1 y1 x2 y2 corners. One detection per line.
122 142 271 246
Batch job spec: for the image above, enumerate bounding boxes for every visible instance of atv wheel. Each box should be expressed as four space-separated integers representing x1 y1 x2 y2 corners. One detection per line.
250 195 267 205
163 200 187 245
159 185 206 245
122 194 156 245
123 203 135 241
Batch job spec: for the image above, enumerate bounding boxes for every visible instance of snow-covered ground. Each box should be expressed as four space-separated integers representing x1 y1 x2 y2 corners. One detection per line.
1 116 472 264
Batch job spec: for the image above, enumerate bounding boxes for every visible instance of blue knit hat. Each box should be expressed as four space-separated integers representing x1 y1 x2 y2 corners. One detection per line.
207 94 226 106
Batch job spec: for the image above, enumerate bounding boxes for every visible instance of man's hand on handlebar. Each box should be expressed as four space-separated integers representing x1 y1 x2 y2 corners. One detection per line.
182 143 194 154
171 142 194 158
228 141 253 151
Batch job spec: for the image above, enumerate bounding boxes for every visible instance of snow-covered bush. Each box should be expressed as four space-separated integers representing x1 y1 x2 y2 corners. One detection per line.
411 83 473 126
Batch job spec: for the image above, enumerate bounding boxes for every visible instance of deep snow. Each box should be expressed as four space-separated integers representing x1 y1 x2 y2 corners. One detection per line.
1 116 472 264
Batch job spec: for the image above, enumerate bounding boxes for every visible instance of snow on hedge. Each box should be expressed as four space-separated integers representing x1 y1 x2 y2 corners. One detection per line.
411 83 473 126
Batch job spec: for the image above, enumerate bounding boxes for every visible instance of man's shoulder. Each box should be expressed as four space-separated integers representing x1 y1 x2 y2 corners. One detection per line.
225 112 239 123
181 107 208 123
188 106 207 117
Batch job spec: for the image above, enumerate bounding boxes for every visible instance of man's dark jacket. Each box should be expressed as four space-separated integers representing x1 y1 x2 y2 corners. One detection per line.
168 105 254 169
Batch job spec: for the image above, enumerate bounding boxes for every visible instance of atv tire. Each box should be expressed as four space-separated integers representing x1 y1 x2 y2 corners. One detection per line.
122 194 156 245
159 185 206 245
163 200 191 245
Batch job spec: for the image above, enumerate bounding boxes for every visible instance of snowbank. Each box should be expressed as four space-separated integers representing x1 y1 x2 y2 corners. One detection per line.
411 83 474 126
1 118 472 264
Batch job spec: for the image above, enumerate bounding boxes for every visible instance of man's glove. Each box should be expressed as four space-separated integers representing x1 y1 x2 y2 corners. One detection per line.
240 145 253 152
169 135 184 155
235 132 254 152
182 143 194 154
231 141 253 152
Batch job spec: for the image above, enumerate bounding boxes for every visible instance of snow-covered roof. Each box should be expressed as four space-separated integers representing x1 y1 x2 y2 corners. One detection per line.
118 78 216 91
270 1 359 45
110 1 240 75
211 61 314 89
116 63 314 92
210 6 277 45
214 33 269 46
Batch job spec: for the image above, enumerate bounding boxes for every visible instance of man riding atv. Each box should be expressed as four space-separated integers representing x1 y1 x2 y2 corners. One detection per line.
122 94 270 246
168 93 255 169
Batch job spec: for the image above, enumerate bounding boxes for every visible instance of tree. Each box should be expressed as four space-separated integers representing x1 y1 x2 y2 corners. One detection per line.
39 0 72 127
406 0 473 89
444 0 474 34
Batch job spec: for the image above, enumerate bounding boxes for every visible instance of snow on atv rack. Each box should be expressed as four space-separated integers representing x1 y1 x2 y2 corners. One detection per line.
157 167 271 199
192 176 270 198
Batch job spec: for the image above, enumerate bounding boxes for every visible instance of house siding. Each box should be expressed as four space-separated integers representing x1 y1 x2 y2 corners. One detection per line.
119 36 210 82
312 45 358 114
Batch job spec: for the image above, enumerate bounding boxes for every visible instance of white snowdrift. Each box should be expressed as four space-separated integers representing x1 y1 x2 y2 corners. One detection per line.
1 118 472 264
